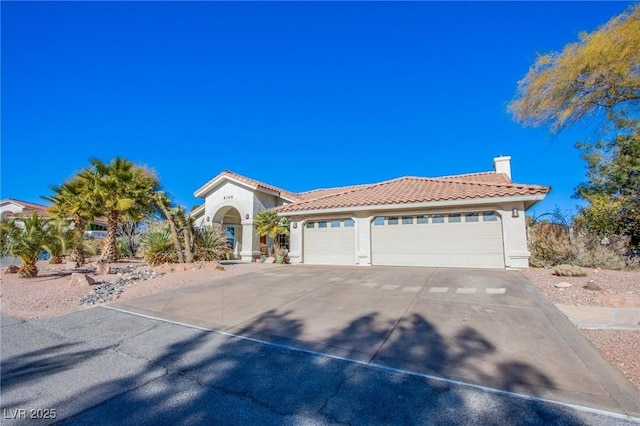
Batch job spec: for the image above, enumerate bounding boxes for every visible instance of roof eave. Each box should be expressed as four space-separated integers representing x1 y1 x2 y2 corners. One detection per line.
276 194 548 216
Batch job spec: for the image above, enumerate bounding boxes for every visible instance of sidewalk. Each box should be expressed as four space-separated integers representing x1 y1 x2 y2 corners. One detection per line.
556 304 640 330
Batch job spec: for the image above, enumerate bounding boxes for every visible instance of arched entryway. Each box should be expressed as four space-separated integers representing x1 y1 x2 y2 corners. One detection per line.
212 206 243 258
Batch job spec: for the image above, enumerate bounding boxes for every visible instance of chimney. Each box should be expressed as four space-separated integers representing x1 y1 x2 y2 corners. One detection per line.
493 155 511 179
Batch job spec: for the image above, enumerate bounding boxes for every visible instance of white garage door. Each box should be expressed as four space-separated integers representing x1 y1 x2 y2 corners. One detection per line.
304 219 356 265
371 212 504 268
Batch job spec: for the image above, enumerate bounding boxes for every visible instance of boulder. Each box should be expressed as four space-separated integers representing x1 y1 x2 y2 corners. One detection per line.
96 263 112 275
70 273 97 287
555 282 572 288
4 265 19 274
583 280 602 291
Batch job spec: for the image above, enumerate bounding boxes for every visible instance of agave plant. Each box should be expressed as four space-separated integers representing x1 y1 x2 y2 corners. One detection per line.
194 224 231 262
7 213 52 278
141 225 178 266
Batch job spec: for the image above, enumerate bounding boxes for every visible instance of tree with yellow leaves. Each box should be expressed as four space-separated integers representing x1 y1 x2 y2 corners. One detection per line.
509 4 640 132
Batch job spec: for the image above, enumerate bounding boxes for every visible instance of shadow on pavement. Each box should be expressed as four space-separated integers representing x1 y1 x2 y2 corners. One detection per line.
8 309 597 425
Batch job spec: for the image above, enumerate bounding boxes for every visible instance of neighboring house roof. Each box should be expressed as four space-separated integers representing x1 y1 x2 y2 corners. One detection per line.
0 198 49 217
276 174 549 214
194 170 301 202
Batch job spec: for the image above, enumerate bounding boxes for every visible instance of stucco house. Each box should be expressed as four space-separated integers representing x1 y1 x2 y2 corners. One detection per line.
0 198 107 229
192 156 549 269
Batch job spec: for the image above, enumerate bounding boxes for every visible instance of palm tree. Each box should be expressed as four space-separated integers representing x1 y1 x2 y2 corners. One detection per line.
43 219 70 264
254 210 290 255
7 213 51 278
44 177 95 267
81 158 159 263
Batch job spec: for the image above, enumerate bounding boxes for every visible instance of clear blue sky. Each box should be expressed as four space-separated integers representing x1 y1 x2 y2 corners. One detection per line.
1 1 633 219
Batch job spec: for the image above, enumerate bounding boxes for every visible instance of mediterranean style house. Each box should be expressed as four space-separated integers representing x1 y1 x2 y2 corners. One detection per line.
192 156 549 269
0 198 107 230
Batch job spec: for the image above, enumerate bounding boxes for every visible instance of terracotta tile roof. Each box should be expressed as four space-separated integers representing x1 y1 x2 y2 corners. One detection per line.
194 170 301 201
276 175 549 213
0 198 49 217
436 171 512 185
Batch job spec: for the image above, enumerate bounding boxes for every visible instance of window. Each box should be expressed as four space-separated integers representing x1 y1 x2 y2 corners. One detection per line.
225 226 235 248
448 214 461 223
306 222 315 229
374 217 384 226
417 215 429 224
483 212 498 222
318 221 327 228
387 216 399 225
402 216 413 225
465 213 479 222
344 219 355 227
331 220 341 228
432 214 444 223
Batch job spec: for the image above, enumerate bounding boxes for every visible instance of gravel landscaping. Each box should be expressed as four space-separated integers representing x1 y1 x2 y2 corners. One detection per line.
522 266 640 390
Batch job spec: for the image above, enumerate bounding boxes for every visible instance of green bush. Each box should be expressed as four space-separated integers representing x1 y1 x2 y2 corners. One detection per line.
141 226 178 266
552 264 587 277
194 225 231 262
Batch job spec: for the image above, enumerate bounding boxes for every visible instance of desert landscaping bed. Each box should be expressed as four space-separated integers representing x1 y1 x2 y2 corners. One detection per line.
522 267 640 390
1 259 638 390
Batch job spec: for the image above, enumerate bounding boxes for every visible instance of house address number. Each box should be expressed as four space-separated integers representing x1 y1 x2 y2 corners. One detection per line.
223 195 233 200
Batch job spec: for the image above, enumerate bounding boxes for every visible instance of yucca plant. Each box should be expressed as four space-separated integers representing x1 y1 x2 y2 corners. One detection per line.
194 225 231 262
8 213 52 278
141 225 178 266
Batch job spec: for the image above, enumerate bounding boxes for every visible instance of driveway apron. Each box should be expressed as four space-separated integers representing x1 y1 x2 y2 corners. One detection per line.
109 265 640 417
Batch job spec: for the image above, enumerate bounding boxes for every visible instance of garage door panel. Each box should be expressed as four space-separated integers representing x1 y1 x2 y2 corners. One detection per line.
371 214 504 268
304 224 355 265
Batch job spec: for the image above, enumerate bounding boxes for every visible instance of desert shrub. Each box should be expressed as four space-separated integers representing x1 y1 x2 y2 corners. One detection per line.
552 264 587 277
117 236 135 258
194 225 230 262
528 223 573 267
141 225 178 266
571 232 632 270
83 239 102 257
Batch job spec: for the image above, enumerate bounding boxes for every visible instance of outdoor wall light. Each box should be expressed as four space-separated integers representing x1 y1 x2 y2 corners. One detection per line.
245 214 250 220
511 208 519 218
293 222 298 229
206 216 210 222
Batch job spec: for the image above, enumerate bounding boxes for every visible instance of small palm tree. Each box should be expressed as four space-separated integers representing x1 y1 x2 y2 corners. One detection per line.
81 157 159 263
8 213 51 278
44 177 95 267
254 210 290 254
43 220 70 264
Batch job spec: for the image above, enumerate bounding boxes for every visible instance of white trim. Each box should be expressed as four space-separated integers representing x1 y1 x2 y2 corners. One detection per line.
195 175 297 202
278 194 546 217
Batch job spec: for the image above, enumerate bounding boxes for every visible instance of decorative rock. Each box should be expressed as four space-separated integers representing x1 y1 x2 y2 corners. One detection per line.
96 263 112 275
555 282 572 288
584 280 602 291
70 273 97 286
4 265 19 274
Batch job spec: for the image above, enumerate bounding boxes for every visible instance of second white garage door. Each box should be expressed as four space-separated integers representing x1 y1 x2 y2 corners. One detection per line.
371 212 505 268
303 219 356 265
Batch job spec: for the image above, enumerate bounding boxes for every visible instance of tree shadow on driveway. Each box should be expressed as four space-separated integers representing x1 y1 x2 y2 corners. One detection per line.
0 306 608 425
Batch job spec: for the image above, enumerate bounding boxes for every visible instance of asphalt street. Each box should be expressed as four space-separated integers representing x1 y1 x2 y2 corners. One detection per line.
1 308 639 425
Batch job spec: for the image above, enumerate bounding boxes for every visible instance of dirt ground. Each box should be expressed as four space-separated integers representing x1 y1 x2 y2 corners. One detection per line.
1 259 638 389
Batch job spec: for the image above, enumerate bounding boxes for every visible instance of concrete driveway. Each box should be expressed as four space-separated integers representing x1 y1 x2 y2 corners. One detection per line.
109 265 640 417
